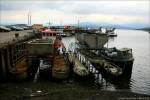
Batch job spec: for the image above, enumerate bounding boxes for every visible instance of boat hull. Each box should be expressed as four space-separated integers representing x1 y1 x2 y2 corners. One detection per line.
113 60 134 75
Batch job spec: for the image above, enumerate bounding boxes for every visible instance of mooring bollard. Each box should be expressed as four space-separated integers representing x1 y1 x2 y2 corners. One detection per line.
0 45 9 81
15 33 19 38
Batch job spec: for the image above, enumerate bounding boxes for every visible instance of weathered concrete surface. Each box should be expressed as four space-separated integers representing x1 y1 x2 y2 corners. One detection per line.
0 30 33 43
27 39 54 56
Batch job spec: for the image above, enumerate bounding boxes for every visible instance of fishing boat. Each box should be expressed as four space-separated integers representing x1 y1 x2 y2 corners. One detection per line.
103 62 122 76
100 47 134 73
107 31 117 37
78 49 122 77
68 41 123 77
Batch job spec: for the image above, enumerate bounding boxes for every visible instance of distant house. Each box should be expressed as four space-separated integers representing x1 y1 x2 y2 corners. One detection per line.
32 24 44 32
63 26 75 36
41 28 57 40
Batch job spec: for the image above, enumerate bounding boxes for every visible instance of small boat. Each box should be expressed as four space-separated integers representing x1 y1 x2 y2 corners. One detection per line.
103 62 122 76
107 31 117 37
105 28 117 37
100 47 134 63
100 47 134 73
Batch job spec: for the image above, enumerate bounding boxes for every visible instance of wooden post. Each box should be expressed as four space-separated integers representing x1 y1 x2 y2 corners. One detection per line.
1 49 7 80
6 45 11 70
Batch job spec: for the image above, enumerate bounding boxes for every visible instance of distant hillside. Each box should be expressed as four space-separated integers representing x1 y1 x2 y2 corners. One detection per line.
136 27 150 32
72 22 149 30
73 22 132 29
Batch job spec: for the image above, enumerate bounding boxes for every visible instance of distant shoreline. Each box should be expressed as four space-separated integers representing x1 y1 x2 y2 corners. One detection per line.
136 28 150 33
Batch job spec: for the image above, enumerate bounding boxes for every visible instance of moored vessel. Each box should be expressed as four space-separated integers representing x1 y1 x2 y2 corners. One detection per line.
105 28 117 37
100 47 134 74
78 49 122 77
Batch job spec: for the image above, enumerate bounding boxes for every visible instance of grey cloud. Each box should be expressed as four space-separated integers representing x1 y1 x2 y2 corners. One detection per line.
0 1 149 17
0 1 73 11
59 2 149 17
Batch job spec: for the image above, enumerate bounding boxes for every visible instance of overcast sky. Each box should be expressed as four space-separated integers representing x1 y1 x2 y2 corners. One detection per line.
0 0 149 26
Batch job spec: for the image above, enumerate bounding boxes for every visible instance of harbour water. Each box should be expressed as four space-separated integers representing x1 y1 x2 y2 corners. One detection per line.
0 29 150 97
62 29 150 95
105 29 150 95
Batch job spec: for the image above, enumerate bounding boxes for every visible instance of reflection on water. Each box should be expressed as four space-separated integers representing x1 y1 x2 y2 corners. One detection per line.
63 29 150 95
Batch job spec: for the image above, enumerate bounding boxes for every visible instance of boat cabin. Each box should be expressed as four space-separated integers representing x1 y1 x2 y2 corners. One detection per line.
41 29 57 40
119 48 133 55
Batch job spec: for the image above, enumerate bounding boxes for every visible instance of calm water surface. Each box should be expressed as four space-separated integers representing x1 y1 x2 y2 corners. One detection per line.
63 29 150 95
108 29 150 95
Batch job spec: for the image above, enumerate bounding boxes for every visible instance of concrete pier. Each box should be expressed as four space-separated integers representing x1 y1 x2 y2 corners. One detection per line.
0 30 41 81
0 30 35 43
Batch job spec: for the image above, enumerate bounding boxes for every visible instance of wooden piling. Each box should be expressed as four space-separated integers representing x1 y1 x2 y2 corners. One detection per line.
0 44 9 80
